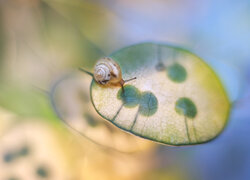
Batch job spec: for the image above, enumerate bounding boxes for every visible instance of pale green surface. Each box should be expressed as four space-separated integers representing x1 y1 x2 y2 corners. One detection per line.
0 82 57 122
90 43 231 145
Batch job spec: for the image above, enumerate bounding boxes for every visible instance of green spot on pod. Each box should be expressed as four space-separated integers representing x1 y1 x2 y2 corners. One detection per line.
117 85 141 108
139 92 158 116
167 63 187 83
8 177 19 180
36 166 49 178
175 97 197 118
18 145 30 157
3 152 16 163
83 113 99 127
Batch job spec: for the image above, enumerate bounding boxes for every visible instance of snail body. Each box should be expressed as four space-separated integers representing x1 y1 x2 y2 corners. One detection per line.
94 57 124 86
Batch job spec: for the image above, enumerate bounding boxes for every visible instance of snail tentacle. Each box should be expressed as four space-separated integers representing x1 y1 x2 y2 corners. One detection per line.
79 67 94 77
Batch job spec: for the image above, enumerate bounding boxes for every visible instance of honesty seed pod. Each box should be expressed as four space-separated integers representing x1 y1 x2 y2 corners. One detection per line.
89 43 231 146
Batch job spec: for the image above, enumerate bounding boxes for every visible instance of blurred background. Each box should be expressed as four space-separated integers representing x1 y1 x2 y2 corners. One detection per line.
0 0 250 179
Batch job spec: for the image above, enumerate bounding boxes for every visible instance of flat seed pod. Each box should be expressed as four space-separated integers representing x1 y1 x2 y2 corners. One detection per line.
90 43 231 145
0 121 79 180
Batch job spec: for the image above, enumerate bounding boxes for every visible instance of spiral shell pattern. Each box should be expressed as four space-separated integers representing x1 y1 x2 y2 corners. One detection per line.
94 57 122 85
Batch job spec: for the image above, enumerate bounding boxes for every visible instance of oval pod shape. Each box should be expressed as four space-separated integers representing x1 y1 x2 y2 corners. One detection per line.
90 43 231 146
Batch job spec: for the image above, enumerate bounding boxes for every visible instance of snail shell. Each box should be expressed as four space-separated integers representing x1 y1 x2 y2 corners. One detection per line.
94 57 123 86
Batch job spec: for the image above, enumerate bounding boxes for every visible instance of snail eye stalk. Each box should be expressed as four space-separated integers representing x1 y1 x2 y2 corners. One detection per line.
124 77 137 83
79 68 93 77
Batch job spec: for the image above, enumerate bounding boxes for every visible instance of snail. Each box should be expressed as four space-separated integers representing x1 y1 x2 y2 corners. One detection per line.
79 57 136 90
94 57 123 86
